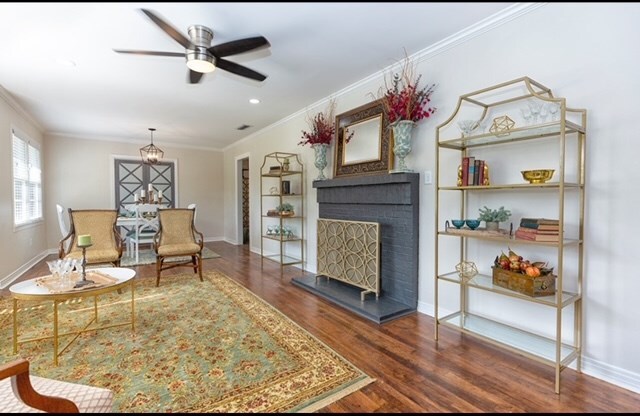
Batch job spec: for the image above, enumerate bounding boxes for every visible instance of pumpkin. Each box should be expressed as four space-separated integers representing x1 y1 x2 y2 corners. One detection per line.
525 266 541 277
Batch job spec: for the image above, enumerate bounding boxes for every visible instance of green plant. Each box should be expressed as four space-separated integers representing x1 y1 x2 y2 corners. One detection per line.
478 205 511 223
276 202 294 212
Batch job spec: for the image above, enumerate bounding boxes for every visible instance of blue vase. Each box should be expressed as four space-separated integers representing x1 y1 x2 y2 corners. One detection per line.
390 120 415 173
312 143 329 180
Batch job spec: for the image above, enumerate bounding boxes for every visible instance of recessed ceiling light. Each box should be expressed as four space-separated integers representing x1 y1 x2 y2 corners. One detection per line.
249 98 260 104
55 58 76 67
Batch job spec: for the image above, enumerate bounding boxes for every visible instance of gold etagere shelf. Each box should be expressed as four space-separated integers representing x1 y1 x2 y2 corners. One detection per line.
434 76 586 394
260 152 304 275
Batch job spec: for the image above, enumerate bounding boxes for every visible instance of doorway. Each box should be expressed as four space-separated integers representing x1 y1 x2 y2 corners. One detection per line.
236 155 250 245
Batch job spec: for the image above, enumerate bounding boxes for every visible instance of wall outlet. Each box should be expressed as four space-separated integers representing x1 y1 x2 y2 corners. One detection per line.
424 170 432 185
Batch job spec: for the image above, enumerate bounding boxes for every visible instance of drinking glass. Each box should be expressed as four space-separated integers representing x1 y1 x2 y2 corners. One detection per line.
46 259 62 290
547 102 560 121
520 108 532 125
528 101 543 124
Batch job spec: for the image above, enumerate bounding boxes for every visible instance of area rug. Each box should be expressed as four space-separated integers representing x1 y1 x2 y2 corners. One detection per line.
120 246 220 267
0 271 373 412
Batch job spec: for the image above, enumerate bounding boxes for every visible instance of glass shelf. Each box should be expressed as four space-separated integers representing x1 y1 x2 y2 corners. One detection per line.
262 235 302 242
438 271 580 307
263 254 302 266
439 312 578 366
439 182 582 191
439 120 585 150
438 231 581 247
261 194 302 197
261 170 303 177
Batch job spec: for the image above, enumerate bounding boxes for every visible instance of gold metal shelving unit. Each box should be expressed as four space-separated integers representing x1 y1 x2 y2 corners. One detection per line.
433 77 586 394
260 152 304 275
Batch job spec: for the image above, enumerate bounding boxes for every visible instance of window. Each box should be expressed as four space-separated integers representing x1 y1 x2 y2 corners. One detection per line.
12 129 42 226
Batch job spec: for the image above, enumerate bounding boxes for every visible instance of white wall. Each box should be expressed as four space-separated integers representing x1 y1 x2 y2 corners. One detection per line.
0 88 47 285
44 134 225 249
223 3 640 393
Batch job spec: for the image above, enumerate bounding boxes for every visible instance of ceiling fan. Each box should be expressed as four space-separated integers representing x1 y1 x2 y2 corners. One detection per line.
114 9 270 84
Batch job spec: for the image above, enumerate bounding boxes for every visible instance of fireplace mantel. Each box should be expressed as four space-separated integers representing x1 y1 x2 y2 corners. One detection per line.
292 172 420 323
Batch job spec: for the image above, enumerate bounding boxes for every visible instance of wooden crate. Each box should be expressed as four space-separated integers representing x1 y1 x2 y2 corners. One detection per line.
492 267 556 297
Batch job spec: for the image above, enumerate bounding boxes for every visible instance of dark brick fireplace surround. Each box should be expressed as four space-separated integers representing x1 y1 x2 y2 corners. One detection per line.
292 173 419 323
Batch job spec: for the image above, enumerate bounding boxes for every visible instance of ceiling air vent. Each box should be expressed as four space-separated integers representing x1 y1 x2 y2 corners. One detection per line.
237 124 252 131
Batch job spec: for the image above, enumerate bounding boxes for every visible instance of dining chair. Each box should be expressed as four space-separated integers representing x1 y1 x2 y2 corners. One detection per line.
57 204 71 251
187 203 197 223
153 208 203 287
59 209 123 266
126 204 159 264
0 358 113 413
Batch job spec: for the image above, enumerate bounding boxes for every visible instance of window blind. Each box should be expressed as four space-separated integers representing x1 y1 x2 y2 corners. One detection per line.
12 130 42 225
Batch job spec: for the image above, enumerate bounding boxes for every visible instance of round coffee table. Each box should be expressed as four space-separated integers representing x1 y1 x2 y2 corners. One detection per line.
10 267 136 366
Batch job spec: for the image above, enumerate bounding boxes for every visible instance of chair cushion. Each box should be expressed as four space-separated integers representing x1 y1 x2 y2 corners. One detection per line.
0 376 113 413
157 243 201 256
66 249 120 264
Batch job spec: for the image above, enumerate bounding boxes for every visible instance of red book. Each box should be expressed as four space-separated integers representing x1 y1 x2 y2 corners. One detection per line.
461 157 469 186
467 157 475 187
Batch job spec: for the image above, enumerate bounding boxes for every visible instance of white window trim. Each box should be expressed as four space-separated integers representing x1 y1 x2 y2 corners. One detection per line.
12 127 43 231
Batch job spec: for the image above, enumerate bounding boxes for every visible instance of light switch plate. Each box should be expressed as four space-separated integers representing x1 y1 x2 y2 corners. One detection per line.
424 170 432 184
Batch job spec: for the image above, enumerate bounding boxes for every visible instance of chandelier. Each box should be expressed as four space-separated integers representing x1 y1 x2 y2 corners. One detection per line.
140 127 164 165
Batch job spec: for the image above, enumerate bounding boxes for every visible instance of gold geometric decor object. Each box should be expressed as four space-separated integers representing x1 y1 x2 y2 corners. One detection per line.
455 261 478 281
489 115 515 136
317 218 380 301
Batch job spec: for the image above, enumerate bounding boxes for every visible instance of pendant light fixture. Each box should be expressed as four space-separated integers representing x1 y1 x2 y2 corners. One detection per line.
140 127 164 165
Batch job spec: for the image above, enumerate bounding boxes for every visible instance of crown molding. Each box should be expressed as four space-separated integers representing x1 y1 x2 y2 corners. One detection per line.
47 131 223 153
224 3 545 152
0 85 44 133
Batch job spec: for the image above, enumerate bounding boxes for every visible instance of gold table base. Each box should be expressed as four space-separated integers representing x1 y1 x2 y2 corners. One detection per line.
12 279 135 366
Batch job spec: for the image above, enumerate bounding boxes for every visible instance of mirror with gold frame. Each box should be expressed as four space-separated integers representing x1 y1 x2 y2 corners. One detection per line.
334 99 393 177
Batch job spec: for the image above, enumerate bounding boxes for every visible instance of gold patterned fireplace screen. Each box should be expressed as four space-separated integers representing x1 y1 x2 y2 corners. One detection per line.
317 218 380 301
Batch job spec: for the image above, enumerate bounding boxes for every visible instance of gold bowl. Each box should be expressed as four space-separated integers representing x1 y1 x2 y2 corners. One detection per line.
521 169 555 184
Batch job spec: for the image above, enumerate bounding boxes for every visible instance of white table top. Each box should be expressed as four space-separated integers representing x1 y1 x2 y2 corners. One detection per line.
9 267 136 297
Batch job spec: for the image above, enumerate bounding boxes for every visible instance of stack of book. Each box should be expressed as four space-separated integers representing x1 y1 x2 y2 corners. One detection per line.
461 157 487 186
515 218 560 242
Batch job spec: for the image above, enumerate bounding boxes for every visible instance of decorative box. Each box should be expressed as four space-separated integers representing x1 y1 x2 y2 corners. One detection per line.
491 267 556 297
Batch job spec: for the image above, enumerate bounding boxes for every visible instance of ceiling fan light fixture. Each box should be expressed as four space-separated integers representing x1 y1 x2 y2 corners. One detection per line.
140 128 164 165
186 50 215 73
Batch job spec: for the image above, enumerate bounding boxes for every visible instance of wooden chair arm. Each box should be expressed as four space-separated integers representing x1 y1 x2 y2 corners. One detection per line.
0 359 79 413
193 227 204 249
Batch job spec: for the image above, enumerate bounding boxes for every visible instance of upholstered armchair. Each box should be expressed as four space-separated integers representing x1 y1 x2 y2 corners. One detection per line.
59 209 123 267
0 358 113 413
153 208 204 287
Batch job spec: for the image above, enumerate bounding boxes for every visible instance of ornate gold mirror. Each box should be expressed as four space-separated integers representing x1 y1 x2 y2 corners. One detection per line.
334 99 392 177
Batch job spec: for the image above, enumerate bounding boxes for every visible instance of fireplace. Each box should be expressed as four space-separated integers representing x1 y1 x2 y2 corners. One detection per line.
292 172 419 323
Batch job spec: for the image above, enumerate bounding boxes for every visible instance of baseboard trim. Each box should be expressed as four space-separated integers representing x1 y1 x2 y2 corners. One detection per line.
0 249 51 289
417 300 640 395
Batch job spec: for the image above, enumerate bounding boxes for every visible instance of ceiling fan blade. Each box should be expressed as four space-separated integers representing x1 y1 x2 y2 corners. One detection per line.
140 8 192 49
113 49 186 57
208 36 270 58
215 58 267 81
188 69 204 84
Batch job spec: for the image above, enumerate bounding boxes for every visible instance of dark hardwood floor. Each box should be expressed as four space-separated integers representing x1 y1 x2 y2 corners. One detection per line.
4 241 640 412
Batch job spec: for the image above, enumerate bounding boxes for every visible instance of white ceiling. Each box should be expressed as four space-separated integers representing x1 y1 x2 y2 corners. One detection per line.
0 2 515 150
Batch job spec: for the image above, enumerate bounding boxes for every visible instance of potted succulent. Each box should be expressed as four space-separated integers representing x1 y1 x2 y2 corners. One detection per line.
478 205 511 231
276 202 294 217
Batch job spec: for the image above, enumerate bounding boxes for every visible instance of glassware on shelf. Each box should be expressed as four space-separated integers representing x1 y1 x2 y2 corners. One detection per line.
520 107 532 125
547 102 560 121
528 101 543 124
457 120 479 137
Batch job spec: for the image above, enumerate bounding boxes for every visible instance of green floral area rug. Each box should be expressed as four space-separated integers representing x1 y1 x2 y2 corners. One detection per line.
0 272 373 412
120 247 220 267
